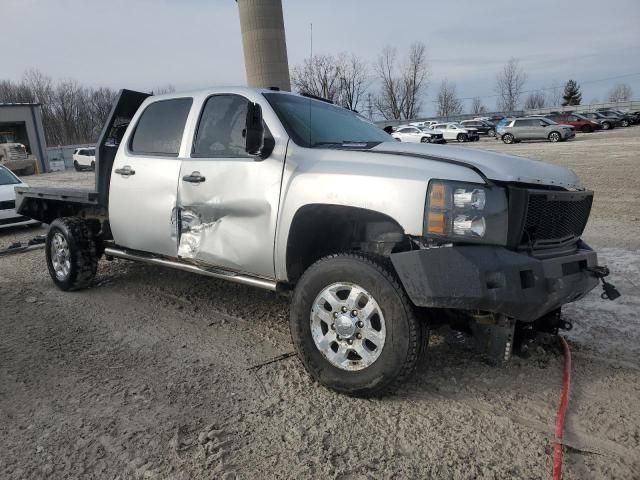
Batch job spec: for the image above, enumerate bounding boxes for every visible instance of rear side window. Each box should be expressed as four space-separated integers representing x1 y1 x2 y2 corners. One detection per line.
130 98 193 156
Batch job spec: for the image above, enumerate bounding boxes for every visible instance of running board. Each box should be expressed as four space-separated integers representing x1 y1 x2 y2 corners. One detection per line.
103 247 278 291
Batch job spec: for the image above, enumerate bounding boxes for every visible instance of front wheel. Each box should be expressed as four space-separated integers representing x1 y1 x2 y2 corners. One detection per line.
420 136 430 143
46 217 99 291
621 119 630 127
290 253 426 397
581 125 592 133
548 131 561 143
502 133 514 144
74 160 81 171
602 122 612 130
487 128 496 137
456 133 468 142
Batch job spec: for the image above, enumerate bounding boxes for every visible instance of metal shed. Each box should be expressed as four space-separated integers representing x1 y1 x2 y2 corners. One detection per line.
0 103 49 172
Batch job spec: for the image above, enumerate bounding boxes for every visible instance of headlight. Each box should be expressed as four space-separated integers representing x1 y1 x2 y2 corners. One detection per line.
424 180 508 245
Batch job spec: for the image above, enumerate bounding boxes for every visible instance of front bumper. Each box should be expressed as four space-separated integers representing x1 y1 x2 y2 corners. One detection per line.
390 244 600 322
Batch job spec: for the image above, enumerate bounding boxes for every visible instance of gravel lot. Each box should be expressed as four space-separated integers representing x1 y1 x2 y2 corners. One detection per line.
1 127 639 479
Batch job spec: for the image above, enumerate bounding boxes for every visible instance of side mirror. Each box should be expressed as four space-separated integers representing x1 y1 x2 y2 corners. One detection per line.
245 102 265 156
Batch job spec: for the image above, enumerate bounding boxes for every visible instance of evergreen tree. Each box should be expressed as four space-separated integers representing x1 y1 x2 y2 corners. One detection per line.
562 79 582 106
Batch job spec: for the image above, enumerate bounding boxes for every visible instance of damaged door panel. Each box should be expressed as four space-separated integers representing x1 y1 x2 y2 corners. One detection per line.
177 93 285 278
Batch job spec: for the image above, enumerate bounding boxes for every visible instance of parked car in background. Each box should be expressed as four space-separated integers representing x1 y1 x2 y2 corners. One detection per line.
596 110 631 127
500 117 575 144
432 123 479 142
494 117 515 138
459 120 496 137
72 147 96 171
0 165 39 228
578 112 619 130
392 125 446 144
605 109 638 125
547 113 602 133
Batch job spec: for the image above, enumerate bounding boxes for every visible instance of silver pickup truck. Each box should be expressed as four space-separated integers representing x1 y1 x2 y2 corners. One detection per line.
16 87 616 396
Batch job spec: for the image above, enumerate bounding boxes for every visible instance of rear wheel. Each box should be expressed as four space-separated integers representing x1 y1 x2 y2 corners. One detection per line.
46 217 99 291
548 131 561 143
91 161 95 171
290 253 426 397
502 133 514 144
602 122 612 130
621 119 630 127
487 128 496 137
456 133 468 142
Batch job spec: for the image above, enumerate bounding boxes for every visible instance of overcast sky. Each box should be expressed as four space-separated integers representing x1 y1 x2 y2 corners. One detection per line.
4 0 640 115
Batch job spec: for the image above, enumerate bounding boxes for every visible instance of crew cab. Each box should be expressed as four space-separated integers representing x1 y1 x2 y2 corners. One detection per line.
15 87 614 396
392 125 446 144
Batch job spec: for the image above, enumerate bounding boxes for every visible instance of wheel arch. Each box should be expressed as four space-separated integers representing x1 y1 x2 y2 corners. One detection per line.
284 204 409 284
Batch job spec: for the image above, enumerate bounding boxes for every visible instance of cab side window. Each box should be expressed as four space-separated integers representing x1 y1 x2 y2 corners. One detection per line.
130 98 193 156
193 94 249 157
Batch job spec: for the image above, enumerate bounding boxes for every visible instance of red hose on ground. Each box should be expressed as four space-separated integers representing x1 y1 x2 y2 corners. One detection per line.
553 335 572 480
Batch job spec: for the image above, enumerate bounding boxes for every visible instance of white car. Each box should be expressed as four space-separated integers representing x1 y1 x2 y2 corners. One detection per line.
432 123 480 142
392 125 446 144
72 147 96 171
0 165 39 228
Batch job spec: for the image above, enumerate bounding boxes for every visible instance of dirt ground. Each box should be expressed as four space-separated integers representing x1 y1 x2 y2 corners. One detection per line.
1 127 639 479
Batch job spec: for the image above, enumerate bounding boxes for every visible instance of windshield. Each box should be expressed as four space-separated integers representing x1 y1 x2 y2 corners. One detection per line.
0 166 20 185
263 93 391 148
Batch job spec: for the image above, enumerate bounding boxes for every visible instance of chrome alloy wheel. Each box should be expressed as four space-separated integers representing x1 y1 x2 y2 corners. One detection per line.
50 232 71 281
310 282 386 371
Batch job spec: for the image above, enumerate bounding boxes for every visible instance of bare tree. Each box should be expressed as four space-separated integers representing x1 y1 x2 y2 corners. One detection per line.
524 91 546 109
374 46 403 120
547 80 563 107
470 96 486 115
608 83 632 102
151 84 176 95
401 42 429 119
291 54 342 102
336 54 369 111
436 79 463 117
495 58 527 112
374 42 429 120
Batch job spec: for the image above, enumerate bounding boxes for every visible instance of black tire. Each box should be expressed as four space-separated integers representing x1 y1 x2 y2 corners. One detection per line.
456 133 468 142
581 125 592 133
621 119 630 127
91 161 95 171
488 128 496 137
290 253 425 397
420 136 430 143
548 131 561 143
502 133 514 144
73 160 81 171
602 122 612 130
46 217 99 291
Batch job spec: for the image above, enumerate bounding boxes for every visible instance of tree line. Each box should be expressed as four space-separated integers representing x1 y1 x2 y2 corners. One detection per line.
0 69 174 146
291 45 635 120
0 58 635 146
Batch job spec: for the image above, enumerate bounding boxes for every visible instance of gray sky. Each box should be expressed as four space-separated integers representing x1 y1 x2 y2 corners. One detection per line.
4 0 640 115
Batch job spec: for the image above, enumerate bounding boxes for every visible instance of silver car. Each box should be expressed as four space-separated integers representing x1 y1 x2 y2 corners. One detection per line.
501 117 575 144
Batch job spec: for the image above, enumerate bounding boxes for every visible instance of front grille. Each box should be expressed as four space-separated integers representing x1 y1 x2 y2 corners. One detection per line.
8 147 27 160
0 200 16 210
520 190 593 247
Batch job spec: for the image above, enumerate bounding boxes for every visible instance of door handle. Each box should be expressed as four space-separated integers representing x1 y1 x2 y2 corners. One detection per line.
114 165 135 176
182 172 206 183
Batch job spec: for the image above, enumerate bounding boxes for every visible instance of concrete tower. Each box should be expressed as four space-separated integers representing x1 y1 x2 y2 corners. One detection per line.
236 0 291 91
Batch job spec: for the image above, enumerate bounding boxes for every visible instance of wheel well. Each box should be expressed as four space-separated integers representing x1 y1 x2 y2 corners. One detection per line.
285 204 408 283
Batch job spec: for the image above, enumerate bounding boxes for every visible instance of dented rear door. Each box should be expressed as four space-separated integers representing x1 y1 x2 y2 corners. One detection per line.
176 93 285 278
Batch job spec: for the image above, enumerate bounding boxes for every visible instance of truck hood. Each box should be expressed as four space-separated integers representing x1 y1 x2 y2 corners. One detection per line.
370 142 582 189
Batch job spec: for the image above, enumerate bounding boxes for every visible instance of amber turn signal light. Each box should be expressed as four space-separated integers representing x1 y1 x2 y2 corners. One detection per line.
427 212 446 234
